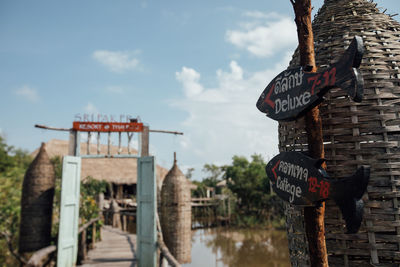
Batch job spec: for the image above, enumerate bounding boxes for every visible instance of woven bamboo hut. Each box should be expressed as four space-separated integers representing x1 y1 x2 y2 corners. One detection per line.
280 0 400 266
19 143 55 252
160 155 192 264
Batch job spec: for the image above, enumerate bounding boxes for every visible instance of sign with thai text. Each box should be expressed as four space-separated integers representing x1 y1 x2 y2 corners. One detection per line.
256 36 364 121
266 151 370 233
72 121 143 132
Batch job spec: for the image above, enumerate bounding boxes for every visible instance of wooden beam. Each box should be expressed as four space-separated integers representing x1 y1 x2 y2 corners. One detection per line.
35 124 71 131
141 125 150 156
149 129 183 135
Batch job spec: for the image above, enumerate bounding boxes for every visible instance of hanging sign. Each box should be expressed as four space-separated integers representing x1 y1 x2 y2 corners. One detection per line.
256 36 364 121
265 151 370 233
72 121 143 132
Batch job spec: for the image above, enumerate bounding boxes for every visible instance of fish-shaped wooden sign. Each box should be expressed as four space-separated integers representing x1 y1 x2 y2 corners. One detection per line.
266 151 370 233
256 36 364 121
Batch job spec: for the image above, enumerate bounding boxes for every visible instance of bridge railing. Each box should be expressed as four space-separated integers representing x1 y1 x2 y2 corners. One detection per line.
77 217 101 264
156 213 181 267
25 216 101 267
26 245 56 267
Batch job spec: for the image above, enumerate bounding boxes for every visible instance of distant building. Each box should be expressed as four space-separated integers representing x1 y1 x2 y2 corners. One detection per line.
31 139 168 199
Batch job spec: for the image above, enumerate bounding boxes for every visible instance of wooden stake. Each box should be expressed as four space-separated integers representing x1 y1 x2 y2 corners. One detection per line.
290 0 328 266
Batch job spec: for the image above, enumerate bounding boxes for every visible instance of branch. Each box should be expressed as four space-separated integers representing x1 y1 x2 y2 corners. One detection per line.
35 124 71 132
156 213 181 267
149 129 184 135
27 245 56 267
0 231 27 264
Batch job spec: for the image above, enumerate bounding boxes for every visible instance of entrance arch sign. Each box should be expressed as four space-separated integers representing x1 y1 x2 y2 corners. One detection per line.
72 121 143 132
60 120 156 267
34 119 176 267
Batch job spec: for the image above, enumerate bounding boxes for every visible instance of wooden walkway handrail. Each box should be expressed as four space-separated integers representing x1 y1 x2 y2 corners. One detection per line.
77 216 102 264
26 245 56 267
22 217 102 267
157 238 181 267
79 217 101 234
156 213 181 267
191 197 214 201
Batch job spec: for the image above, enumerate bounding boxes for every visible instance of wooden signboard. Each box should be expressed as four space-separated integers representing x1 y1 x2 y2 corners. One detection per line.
72 121 143 132
265 151 370 233
256 36 364 121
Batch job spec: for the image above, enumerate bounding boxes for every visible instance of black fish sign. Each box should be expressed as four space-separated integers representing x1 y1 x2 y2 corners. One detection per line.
256 36 364 121
266 151 370 233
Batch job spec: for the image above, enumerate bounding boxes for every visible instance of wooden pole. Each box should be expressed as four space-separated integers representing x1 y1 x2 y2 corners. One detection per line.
141 125 150 157
290 1 328 266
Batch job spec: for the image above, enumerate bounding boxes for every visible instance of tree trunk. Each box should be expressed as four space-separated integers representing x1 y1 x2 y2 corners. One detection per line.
291 0 329 266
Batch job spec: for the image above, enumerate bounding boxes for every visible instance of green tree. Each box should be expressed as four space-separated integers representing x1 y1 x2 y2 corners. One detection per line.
202 163 224 188
226 155 270 214
225 154 284 226
185 167 195 180
0 136 32 266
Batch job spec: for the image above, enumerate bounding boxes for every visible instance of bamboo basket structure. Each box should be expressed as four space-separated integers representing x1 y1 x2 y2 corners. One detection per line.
19 143 55 252
160 158 192 264
280 0 400 266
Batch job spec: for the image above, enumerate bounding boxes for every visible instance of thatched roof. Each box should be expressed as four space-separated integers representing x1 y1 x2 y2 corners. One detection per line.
31 139 168 186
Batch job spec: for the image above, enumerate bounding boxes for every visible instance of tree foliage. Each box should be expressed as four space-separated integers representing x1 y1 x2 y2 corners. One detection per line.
202 163 225 188
0 137 107 265
0 136 32 266
194 154 285 227
225 154 284 226
226 155 270 213
185 167 195 180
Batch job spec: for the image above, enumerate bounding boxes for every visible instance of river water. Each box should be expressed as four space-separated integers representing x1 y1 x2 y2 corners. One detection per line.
183 227 290 267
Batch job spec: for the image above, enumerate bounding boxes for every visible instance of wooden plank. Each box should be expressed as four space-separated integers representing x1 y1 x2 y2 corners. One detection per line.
81 226 137 267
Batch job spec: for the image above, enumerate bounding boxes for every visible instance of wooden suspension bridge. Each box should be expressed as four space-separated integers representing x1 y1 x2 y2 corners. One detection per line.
27 196 229 267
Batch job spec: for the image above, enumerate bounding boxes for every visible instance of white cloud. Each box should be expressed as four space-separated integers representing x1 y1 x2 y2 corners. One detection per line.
92 50 140 73
84 102 99 114
175 67 203 97
172 55 291 166
226 12 297 57
15 85 40 102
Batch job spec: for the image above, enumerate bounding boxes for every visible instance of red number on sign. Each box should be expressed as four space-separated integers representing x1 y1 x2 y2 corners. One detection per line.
308 177 318 193
323 71 330 87
319 181 330 199
308 178 330 199
329 67 336 86
308 67 337 95
307 74 321 95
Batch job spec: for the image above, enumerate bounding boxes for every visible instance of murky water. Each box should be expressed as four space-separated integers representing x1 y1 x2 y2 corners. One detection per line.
183 227 290 267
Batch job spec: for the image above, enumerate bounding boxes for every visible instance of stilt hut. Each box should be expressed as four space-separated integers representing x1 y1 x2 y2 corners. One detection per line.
160 154 192 264
31 139 168 202
19 143 55 252
280 0 400 266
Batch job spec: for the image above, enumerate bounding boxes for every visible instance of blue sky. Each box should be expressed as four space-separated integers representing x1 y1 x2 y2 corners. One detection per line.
1 0 399 180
